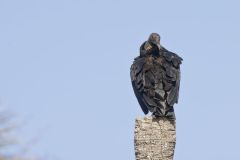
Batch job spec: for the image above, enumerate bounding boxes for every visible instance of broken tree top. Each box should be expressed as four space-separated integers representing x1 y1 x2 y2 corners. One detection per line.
134 116 176 160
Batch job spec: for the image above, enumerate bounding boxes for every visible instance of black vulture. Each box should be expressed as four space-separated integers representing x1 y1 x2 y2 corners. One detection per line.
130 33 183 119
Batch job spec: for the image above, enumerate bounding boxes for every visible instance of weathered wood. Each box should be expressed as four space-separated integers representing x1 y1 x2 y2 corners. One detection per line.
134 116 176 160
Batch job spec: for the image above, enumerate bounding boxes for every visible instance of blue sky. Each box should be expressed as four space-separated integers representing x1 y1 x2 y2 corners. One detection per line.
1 0 240 159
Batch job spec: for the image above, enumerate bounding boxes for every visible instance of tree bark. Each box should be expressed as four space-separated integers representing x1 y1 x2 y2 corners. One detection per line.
134 116 176 160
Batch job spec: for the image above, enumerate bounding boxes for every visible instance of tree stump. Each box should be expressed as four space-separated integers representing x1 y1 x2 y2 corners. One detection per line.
134 116 176 160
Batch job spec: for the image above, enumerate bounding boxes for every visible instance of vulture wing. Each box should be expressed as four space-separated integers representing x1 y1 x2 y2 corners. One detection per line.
130 57 149 114
161 48 182 107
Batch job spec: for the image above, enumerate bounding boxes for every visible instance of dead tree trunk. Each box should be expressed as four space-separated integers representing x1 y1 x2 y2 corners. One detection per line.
134 116 176 160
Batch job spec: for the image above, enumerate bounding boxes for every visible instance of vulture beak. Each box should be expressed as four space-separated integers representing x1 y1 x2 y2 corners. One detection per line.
152 41 161 50
156 43 161 50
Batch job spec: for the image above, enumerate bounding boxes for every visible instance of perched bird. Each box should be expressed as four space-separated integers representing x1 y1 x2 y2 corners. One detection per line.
130 33 182 119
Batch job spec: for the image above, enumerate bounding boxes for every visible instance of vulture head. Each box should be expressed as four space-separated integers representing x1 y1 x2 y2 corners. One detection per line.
148 33 161 50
